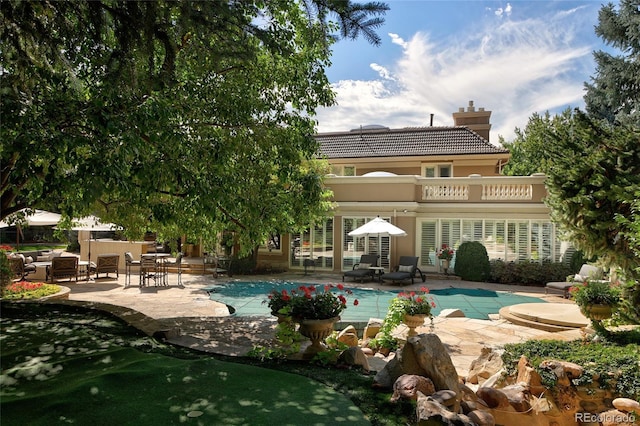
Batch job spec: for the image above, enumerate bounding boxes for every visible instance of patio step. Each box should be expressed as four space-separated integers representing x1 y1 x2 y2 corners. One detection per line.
499 303 589 332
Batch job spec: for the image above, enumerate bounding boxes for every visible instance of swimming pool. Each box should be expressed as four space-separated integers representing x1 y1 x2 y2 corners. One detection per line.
204 281 546 321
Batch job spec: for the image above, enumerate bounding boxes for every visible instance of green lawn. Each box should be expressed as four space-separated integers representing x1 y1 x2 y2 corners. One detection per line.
0 303 373 426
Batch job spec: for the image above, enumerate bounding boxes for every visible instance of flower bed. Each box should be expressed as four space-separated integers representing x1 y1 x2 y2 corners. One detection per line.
2 280 62 300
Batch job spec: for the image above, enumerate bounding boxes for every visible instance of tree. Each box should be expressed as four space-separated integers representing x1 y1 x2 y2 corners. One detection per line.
0 1 388 253
583 0 640 126
501 110 571 176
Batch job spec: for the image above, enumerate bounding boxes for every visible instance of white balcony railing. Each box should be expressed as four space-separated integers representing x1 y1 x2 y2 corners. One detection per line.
482 184 533 200
424 184 469 200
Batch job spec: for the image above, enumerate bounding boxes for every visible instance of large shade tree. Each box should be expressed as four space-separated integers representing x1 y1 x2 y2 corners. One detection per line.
0 0 388 253
500 0 640 323
583 0 640 126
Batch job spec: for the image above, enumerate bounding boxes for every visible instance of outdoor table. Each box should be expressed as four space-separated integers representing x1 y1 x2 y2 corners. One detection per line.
369 266 385 282
140 253 170 286
30 260 90 282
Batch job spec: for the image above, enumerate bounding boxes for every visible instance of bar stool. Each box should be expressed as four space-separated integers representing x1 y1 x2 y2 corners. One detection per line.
124 252 140 287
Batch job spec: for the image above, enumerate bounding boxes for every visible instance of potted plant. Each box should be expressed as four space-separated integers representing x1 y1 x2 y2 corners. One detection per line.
265 288 293 323
395 287 436 336
569 280 620 321
437 244 455 273
278 284 358 357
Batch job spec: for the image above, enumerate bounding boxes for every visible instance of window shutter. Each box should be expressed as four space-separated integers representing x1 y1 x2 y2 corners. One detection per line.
420 221 436 267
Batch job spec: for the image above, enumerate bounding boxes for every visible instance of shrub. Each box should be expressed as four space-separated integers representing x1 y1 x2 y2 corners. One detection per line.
489 260 572 286
454 241 490 281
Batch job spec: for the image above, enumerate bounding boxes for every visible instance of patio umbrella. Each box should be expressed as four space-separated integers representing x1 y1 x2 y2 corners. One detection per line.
0 209 62 249
348 216 407 262
71 216 121 282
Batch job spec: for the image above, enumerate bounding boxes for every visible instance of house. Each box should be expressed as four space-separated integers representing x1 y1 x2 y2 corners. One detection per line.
258 101 564 274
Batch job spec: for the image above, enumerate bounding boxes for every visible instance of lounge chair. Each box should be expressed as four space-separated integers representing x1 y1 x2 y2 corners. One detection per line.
343 254 380 283
46 256 79 283
91 254 119 279
381 256 426 284
545 264 605 298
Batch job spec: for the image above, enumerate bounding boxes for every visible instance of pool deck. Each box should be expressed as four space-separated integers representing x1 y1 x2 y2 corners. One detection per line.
47 270 586 377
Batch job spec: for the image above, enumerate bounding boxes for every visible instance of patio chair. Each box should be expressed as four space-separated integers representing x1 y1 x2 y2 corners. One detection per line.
124 252 140 287
139 255 158 287
381 256 426 285
9 257 36 281
91 254 119 279
46 256 79 283
343 254 380 283
165 252 183 286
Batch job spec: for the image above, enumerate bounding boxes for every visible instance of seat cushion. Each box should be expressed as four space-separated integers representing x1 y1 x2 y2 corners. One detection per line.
398 265 413 272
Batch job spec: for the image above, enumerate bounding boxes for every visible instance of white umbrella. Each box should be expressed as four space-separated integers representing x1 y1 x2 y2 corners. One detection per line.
71 216 121 282
348 216 407 238
348 216 407 263
1 209 62 227
0 209 62 249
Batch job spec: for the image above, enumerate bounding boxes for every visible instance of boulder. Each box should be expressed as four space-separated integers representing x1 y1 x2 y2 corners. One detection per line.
431 389 458 408
612 397 640 413
337 325 359 347
338 347 370 372
374 333 461 411
476 387 510 409
416 393 476 426
363 318 383 338
467 410 495 426
390 374 435 402
539 360 584 386
516 356 545 395
467 347 504 385
500 384 531 413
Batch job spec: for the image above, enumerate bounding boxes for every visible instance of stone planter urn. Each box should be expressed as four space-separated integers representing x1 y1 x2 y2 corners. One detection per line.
298 316 339 358
403 313 427 337
440 259 450 274
582 304 614 321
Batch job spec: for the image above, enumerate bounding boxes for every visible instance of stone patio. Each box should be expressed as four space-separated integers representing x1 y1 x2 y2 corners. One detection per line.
44 270 586 377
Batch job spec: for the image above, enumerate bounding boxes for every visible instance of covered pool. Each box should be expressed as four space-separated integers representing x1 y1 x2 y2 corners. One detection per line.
204 281 546 321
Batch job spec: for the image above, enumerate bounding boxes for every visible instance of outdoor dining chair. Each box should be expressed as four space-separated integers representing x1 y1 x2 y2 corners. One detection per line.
124 252 140 287
46 256 79 283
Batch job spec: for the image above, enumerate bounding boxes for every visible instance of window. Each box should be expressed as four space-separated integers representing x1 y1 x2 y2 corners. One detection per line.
331 165 356 176
423 164 452 177
342 217 391 271
290 219 333 269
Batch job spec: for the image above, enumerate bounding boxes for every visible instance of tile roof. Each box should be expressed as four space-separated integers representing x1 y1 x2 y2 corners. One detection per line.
316 126 509 159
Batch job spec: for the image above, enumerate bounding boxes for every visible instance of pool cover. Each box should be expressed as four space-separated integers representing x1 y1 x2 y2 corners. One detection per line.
205 281 546 321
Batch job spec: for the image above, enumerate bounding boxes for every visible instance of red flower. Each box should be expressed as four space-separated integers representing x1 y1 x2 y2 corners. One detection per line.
337 283 344 290
353 299 359 306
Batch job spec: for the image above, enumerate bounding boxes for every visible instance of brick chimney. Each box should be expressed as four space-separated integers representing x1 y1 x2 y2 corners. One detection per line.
452 100 491 142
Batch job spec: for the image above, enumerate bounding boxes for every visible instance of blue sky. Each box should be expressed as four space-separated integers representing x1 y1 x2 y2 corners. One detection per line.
314 1 606 143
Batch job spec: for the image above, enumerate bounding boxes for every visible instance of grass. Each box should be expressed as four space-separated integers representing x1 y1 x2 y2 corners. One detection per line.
0 302 415 425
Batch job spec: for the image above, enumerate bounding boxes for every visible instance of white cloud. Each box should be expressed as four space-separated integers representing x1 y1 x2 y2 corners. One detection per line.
315 5 597 143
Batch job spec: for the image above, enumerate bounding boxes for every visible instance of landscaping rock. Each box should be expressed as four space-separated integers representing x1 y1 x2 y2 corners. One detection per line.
467 409 495 426
476 387 510 409
363 318 382 338
539 360 584 386
516 355 545 395
416 393 475 426
390 374 435 402
500 384 531 412
438 308 466 318
431 389 458 408
338 347 370 372
374 333 461 411
613 397 640 413
466 347 503 385
337 325 359 347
